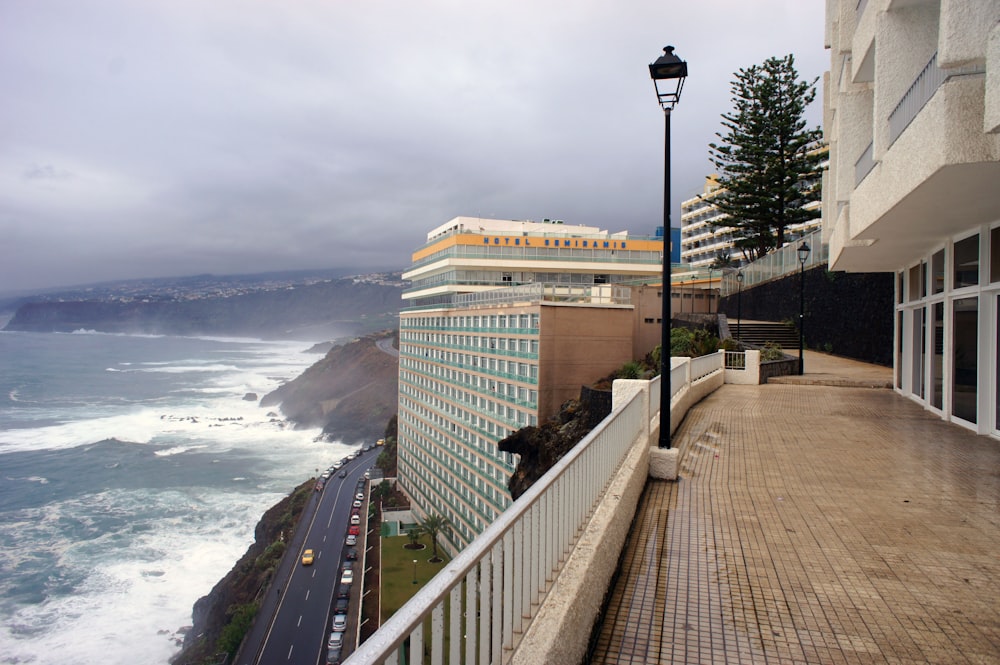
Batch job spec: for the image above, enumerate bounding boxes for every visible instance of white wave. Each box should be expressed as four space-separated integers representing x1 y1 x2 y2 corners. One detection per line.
153 444 207 457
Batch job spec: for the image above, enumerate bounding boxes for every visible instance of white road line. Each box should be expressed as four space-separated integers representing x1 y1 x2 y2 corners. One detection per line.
297 615 302 627
286 645 294 660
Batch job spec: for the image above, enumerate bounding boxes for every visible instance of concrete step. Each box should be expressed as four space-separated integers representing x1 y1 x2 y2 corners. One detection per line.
732 321 799 349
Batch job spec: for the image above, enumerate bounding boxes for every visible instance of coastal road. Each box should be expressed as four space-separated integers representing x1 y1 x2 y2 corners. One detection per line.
375 337 398 358
238 447 378 665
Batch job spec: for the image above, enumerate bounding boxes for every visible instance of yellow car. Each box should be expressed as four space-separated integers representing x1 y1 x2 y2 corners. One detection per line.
301 549 315 566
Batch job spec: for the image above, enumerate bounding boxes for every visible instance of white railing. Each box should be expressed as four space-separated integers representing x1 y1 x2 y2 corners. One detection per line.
345 383 646 665
855 141 875 185
888 52 986 146
725 351 746 370
690 352 724 382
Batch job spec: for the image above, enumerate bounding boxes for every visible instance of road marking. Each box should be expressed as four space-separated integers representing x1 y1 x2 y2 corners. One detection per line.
297 615 302 627
287 645 294 660
305 589 310 601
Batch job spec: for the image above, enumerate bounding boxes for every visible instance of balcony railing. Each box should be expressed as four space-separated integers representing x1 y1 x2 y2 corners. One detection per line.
855 141 875 186
345 375 652 664
888 52 986 146
719 228 826 295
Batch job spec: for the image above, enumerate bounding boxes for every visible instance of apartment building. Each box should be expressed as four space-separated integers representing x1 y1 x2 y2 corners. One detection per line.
680 159 826 270
823 0 999 434
397 217 664 551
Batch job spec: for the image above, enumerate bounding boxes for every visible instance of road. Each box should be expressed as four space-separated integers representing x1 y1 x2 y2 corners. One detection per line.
238 446 378 665
375 337 399 358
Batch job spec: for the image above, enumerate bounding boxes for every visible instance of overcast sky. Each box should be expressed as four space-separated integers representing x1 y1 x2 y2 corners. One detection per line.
1 0 828 294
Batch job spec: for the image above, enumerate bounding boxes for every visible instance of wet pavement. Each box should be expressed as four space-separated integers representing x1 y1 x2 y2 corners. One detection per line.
591 352 1000 664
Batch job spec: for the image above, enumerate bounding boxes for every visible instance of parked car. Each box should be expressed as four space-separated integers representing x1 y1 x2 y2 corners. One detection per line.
301 549 315 566
336 585 350 599
332 613 347 632
348 525 360 536
326 647 342 665
345 534 357 546
345 548 358 560
352 500 362 508
341 569 354 585
335 597 349 613
355 492 364 500
328 632 343 650
350 514 360 525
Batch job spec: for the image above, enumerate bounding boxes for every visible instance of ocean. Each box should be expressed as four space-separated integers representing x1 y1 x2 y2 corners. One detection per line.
0 329 357 664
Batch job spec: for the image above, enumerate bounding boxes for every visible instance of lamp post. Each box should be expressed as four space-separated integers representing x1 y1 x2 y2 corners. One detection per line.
412 559 418 585
797 240 810 375
650 45 688 449
736 269 744 341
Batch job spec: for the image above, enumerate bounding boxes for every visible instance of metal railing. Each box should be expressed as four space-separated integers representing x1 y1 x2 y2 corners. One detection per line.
344 382 647 664
888 52 986 146
725 351 747 370
855 141 875 186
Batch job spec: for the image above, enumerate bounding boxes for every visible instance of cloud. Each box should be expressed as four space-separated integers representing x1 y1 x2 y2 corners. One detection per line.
0 0 829 293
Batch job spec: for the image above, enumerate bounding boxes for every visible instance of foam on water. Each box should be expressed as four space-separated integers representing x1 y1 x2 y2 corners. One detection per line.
0 332 361 664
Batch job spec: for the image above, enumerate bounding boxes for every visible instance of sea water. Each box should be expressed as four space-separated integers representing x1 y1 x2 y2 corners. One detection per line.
0 330 355 664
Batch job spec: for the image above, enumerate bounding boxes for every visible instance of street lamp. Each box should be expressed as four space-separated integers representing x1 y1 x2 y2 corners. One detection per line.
797 240 811 375
412 559 418 585
650 45 688 449
736 269 744 342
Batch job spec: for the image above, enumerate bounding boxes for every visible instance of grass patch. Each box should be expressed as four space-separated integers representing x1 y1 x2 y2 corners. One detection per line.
380 533 450 623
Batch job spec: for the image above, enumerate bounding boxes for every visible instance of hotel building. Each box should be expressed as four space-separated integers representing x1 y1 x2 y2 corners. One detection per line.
397 217 664 551
823 0 999 434
680 154 827 270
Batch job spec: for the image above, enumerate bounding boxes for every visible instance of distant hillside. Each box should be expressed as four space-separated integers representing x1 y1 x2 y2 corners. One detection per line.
261 330 399 444
3 276 404 340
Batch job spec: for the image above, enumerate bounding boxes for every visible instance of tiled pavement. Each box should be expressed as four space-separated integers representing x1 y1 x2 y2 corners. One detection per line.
591 353 1000 664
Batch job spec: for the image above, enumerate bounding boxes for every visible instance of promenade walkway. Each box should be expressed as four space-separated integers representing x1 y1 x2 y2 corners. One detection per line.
591 352 1000 664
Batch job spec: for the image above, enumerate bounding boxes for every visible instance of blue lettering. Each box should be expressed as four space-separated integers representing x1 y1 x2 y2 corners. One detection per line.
484 238 490 244
545 239 550 246
515 239 520 245
621 242 627 249
494 238 500 244
563 240 571 247
603 241 610 248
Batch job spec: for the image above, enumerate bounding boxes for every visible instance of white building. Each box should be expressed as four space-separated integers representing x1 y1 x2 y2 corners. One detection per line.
823 0 1000 434
397 217 665 551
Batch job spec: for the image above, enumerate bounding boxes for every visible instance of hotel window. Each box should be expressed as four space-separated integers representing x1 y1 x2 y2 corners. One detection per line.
953 234 979 289
991 227 1000 283
931 249 945 294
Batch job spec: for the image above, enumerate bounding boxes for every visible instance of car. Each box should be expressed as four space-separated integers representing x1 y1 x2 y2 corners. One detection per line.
328 632 343 650
326 647 342 665
336 584 350 599
341 569 354 585
355 492 364 500
345 548 358 560
339 470 347 478
333 461 343 470
348 525 360 535
335 597 349 613
301 549 315 565
364 470 370 479
352 500 362 508
345 534 357 546
321 471 331 479
314 481 324 492
332 613 347 632
342 560 354 571
350 514 360 525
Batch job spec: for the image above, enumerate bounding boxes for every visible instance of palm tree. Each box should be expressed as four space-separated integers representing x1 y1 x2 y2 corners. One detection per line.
406 525 424 549
418 514 451 560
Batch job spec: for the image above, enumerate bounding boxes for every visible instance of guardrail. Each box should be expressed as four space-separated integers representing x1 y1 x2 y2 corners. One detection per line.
719 228 826 295
344 379 647 664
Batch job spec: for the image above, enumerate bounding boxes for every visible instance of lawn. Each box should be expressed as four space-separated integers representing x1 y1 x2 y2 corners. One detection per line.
380 533 451 622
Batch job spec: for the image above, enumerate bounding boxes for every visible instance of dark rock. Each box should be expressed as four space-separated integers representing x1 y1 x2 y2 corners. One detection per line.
242 392 258 401
500 386 612 500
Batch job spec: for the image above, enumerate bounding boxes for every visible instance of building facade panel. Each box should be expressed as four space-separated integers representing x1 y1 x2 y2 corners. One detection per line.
824 0 1000 437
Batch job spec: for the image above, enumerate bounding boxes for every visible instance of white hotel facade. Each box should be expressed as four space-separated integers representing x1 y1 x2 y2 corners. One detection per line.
823 0 1000 434
397 217 664 551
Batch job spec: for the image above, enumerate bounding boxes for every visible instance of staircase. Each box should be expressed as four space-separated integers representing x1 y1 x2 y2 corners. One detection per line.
731 321 800 350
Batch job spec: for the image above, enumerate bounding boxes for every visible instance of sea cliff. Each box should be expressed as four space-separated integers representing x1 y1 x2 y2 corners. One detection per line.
261 330 399 443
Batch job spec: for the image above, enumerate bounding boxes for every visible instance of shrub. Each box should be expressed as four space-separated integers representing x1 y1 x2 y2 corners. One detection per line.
760 341 785 361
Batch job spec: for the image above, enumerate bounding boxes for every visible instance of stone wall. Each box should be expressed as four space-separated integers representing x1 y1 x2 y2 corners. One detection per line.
719 267 893 366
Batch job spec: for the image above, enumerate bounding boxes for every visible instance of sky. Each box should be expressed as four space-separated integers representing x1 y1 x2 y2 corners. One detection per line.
0 0 828 294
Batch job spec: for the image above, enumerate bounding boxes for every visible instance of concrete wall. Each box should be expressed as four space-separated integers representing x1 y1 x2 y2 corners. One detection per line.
537 304 635 420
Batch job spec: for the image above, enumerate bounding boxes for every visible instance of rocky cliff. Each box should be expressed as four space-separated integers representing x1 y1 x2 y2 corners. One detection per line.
261 330 399 444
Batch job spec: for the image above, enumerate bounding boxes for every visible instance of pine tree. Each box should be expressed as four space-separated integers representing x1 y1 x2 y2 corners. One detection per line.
708 54 824 262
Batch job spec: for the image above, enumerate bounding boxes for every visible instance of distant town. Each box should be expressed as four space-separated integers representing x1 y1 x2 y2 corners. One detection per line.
1 270 407 310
